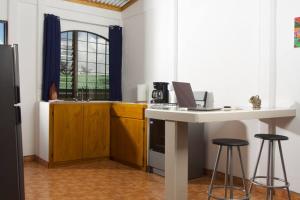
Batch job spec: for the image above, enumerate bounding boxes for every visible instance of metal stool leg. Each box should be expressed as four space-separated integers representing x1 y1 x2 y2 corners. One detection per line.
229 146 234 199
238 146 249 199
249 140 265 193
225 147 230 199
267 141 274 200
278 141 291 200
208 145 223 200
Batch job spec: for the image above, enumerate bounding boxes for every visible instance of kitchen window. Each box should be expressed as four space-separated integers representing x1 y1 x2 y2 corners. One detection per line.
59 31 109 100
0 21 8 45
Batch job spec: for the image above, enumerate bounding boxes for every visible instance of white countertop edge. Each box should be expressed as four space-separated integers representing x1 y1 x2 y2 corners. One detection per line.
145 107 296 123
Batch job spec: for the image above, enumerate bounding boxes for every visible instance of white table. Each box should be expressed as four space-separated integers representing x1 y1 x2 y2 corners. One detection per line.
145 107 296 200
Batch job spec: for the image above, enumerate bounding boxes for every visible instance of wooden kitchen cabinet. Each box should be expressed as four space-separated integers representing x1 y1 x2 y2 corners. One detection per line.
83 104 110 159
110 103 147 169
49 103 111 167
51 104 83 163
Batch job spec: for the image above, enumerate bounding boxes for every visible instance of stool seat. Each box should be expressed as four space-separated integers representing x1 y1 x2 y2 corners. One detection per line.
250 133 291 199
212 138 249 146
255 134 288 141
208 138 249 199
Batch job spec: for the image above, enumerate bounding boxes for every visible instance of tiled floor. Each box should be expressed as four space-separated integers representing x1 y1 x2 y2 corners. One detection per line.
24 160 299 200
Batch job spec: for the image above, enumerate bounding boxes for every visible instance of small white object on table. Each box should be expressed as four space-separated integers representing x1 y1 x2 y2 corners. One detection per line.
145 107 296 200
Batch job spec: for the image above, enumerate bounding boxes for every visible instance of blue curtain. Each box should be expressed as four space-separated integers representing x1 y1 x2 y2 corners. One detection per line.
42 14 61 101
109 26 122 101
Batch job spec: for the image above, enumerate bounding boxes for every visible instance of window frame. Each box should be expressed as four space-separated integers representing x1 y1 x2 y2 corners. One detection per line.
0 20 8 45
59 30 110 100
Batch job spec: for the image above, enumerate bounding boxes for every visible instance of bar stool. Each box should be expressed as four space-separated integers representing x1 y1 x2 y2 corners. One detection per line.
208 138 250 200
249 134 291 200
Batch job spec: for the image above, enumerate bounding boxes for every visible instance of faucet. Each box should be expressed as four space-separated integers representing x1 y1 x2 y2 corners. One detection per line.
81 87 84 101
86 88 92 102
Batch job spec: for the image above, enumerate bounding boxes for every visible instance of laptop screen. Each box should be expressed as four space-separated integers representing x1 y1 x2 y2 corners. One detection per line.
172 82 197 108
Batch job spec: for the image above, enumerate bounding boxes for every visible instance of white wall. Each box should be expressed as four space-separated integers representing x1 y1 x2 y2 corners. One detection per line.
122 0 176 101
4 0 122 156
0 0 7 20
122 0 300 193
2 0 300 193
275 0 300 192
178 0 262 182
178 0 300 193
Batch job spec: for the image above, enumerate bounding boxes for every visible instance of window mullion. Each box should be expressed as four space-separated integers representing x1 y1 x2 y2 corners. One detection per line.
96 38 98 98
104 40 108 100
86 34 89 99
73 31 79 98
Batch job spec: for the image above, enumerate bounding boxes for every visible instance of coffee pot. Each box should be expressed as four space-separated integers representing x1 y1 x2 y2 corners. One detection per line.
151 82 169 103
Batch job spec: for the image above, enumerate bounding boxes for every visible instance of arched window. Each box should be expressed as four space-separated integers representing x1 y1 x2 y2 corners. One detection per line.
60 31 109 100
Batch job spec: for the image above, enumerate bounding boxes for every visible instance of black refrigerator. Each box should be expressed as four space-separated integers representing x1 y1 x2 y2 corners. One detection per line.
0 44 25 200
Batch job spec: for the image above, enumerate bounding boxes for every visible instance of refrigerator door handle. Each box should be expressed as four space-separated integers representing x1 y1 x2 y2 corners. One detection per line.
12 44 21 104
15 106 22 125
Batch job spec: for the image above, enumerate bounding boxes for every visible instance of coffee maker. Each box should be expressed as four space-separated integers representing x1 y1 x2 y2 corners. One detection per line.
151 82 169 103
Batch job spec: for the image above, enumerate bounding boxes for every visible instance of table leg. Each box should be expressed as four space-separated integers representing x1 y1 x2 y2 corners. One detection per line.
165 121 188 200
268 119 276 200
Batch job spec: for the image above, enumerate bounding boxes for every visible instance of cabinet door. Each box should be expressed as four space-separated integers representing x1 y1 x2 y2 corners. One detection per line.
83 104 110 159
52 104 83 162
111 117 144 167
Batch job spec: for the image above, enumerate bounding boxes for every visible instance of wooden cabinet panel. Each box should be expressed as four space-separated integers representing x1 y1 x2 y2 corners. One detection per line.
52 104 83 162
111 103 146 120
111 117 144 167
83 104 110 159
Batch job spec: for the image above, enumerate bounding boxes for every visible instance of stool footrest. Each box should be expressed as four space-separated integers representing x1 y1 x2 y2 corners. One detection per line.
208 185 250 200
250 176 290 189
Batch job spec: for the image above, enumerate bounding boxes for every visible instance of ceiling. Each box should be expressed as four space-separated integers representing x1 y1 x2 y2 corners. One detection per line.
66 0 137 12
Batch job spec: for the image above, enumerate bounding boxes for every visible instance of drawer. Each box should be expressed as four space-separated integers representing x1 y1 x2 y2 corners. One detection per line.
111 103 146 120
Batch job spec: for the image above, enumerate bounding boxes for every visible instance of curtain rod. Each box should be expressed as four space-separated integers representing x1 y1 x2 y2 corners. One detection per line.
60 17 110 28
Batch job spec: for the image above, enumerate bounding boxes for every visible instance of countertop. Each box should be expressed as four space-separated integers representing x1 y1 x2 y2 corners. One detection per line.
45 100 148 105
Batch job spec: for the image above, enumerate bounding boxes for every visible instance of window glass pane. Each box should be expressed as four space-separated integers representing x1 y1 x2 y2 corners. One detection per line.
97 43 106 53
68 40 73 47
78 41 87 51
61 50 72 60
106 55 109 64
61 41 73 50
97 37 106 44
78 52 87 62
97 54 106 64
88 52 96 63
106 44 109 53
88 42 96 53
97 64 106 74
61 40 67 49
61 32 67 40
78 62 87 72
88 33 97 43
87 82 96 90
68 32 73 40
78 81 86 89
88 63 96 73
96 74 106 89
106 75 109 87
87 73 96 83
78 32 87 41
61 61 73 70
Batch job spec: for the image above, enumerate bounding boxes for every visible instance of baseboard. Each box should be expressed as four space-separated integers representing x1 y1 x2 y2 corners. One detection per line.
203 168 300 198
23 155 49 167
110 157 146 171
35 156 49 167
23 155 36 162
48 157 109 168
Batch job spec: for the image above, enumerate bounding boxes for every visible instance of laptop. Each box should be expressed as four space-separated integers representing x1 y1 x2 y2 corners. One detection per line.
172 81 221 111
